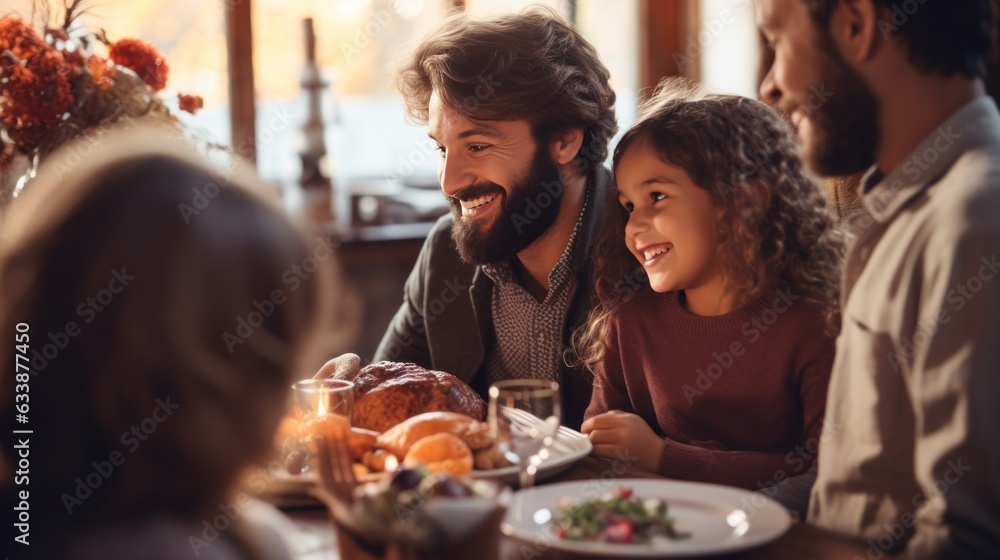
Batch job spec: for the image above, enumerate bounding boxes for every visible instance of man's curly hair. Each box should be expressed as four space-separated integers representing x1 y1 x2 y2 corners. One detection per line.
397 6 617 175
575 79 845 370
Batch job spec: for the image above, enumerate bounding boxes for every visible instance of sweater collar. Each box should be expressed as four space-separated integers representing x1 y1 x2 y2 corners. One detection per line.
660 288 793 335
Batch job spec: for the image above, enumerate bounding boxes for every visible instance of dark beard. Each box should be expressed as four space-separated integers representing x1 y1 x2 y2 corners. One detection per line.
800 32 881 177
449 147 566 265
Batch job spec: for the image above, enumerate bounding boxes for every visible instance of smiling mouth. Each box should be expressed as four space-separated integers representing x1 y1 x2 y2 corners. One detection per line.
638 243 672 266
459 194 500 218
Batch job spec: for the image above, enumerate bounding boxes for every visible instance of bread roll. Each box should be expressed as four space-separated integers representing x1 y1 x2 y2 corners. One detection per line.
377 411 492 459
403 433 473 476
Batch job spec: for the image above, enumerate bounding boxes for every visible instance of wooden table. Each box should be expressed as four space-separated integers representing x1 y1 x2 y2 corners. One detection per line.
282 456 879 560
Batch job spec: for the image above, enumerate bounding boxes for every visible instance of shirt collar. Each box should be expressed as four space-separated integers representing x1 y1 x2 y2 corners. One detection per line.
857 95 1000 225
550 186 590 279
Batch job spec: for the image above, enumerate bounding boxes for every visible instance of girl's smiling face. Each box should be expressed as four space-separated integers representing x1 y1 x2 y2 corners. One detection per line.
616 137 725 300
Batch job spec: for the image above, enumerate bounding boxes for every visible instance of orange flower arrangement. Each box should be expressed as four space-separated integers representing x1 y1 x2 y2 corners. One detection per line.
0 17 74 151
0 2 203 179
107 37 169 92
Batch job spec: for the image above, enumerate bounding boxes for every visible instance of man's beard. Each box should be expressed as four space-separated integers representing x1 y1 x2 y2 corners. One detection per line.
449 147 566 265
792 32 880 177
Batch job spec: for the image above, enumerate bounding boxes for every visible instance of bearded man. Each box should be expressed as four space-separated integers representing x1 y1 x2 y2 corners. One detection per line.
758 0 1000 557
368 7 616 430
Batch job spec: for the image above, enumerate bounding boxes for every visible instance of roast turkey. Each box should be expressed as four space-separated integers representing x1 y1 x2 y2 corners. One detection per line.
335 361 486 433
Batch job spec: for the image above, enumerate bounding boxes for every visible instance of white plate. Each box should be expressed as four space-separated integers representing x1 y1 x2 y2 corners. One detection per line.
476 424 593 484
257 424 593 497
501 479 791 557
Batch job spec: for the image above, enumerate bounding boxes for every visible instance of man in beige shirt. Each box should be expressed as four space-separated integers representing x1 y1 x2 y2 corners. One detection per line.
757 0 1000 557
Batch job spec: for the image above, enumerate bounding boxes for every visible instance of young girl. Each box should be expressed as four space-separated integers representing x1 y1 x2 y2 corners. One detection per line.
578 81 843 510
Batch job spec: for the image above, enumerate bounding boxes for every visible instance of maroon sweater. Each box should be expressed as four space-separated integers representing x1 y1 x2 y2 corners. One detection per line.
585 286 835 491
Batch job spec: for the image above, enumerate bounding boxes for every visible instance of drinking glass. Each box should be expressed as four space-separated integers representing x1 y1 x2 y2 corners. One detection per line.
488 380 561 489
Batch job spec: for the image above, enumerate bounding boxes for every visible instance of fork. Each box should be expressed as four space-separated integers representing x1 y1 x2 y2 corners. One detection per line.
309 435 358 525
311 436 413 560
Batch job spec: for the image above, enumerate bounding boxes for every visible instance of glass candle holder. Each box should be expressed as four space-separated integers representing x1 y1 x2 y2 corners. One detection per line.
290 378 354 423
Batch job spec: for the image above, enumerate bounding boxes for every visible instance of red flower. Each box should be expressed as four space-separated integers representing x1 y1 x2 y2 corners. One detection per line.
0 17 193 161
178 93 203 114
108 37 168 91
0 17 74 151
0 17 48 61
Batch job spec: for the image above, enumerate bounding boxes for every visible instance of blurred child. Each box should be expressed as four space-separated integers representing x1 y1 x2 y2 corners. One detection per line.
578 81 843 513
0 126 336 559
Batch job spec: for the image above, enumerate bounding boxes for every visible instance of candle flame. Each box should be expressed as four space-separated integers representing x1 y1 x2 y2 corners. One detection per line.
317 397 328 416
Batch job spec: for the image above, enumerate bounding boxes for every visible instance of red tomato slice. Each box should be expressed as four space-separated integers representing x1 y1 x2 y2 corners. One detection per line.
605 520 635 544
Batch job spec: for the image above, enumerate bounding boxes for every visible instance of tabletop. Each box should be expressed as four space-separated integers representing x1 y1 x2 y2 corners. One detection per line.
281 455 883 560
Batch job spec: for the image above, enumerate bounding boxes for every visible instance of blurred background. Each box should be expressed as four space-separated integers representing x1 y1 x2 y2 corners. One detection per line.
2 0 767 189
2 0 997 361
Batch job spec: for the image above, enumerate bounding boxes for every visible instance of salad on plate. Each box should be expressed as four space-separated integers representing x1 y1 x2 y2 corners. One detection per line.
552 486 689 544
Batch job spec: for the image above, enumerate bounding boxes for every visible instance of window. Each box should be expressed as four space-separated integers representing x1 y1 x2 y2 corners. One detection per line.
248 0 640 191
6 1 641 192
576 0 640 139
250 0 453 188
697 0 761 97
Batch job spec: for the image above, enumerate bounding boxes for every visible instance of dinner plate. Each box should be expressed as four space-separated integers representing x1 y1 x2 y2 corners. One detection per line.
501 478 791 557
255 424 593 499
472 423 593 484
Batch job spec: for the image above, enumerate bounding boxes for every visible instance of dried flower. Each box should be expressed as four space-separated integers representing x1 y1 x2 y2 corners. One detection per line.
61 48 86 68
0 18 74 151
108 37 168 91
0 14 195 177
86 55 115 90
0 17 48 61
178 93 203 114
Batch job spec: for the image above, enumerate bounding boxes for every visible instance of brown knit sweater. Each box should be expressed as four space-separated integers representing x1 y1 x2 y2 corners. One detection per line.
586 286 835 491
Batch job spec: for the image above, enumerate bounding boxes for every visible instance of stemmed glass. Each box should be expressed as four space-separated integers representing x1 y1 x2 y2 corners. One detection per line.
488 379 561 489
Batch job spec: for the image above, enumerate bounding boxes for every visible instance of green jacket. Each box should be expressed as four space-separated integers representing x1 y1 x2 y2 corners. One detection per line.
373 167 612 430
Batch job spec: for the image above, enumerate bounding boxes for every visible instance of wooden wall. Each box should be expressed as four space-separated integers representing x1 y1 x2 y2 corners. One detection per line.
639 0 700 94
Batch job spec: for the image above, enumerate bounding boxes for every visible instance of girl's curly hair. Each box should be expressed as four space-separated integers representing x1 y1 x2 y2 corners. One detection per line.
574 79 845 370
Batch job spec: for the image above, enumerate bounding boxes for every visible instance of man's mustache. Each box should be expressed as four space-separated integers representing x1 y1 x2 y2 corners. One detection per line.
447 182 505 204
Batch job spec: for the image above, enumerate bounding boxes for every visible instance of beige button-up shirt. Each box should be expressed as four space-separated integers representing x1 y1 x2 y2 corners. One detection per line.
809 96 1000 558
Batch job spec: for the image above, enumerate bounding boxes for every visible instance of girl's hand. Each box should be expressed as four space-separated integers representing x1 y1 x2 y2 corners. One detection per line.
581 410 663 472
